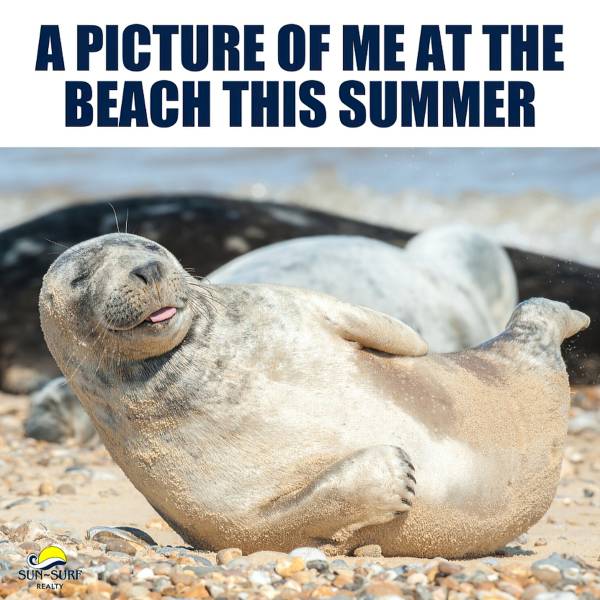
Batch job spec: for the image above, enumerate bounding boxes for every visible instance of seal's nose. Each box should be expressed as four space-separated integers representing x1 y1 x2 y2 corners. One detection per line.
131 260 163 285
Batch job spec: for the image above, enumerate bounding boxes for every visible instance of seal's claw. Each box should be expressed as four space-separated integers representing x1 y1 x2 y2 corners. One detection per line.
341 445 417 521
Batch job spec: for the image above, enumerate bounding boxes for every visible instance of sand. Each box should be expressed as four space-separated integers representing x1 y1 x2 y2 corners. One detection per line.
1 389 599 565
0 388 599 598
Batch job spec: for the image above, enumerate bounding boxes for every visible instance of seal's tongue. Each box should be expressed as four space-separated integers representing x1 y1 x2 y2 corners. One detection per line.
147 307 176 323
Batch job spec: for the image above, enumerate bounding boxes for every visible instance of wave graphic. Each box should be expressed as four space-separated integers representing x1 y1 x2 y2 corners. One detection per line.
26 554 67 570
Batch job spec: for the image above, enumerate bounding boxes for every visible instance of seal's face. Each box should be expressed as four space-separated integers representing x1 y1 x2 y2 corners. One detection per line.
40 233 194 362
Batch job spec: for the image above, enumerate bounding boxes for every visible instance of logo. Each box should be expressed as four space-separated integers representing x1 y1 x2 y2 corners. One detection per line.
18 545 82 591
26 546 67 570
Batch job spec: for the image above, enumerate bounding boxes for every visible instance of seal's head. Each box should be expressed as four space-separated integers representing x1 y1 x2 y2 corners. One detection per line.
39 233 194 364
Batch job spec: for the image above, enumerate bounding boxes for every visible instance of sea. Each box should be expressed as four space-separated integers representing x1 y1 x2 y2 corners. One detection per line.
0 148 599 266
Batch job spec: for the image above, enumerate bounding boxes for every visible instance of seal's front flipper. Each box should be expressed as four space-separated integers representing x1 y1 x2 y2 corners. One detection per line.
327 303 428 357
262 445 417 549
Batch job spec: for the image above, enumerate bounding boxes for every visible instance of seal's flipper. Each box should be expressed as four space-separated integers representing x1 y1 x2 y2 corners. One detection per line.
259 445 417 550
327 303 428 357
507 298 590 344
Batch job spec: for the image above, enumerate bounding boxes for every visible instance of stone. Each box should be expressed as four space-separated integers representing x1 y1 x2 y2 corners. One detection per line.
19 541 39 554
185 583 210 597
438 560 463 575
352 544 383 557
61 582 88 597
216 547 242 565
275 556 305 577
290 570 314 585
289 546 328 562
330 559 351 573
152 562 172 577
532 554 580 585
310 585 337 597
151 577 174 594
497 562 531 582
365 581 404 596
333 572 354 587
11 520 48 541
248 570 272 586
497 581 524 597
105 538 138 556
240 550 287 566
135 567 155 580
532 594 578 600
476 592 516 600
38 481 54 495
407 572 429 586
306 559 329 573
56 483 76 494
170 569 196 586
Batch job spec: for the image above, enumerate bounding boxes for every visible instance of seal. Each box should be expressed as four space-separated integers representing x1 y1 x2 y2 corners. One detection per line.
39 233 589 558
24 377 98 445
208 225 518 352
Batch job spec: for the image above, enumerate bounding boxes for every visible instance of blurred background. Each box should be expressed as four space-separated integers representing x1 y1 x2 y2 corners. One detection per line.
1 148 600 266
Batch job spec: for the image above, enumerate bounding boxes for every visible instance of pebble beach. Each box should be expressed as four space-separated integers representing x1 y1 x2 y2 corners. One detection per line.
0 387 599 599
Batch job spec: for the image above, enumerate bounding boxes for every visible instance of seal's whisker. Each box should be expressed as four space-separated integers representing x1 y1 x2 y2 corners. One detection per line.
188 295 211 321
108 202 120 233
185 278 228 309
188 286 226 312
44 238 71 249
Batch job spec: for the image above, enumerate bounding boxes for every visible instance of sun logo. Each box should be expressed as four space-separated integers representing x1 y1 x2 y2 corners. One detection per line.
26 546 67 570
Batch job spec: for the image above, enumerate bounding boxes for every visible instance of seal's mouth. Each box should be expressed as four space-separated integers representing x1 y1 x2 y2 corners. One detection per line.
146 307 177 323
107 305 182 332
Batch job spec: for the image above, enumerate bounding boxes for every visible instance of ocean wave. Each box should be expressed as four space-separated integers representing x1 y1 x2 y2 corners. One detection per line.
2 180 600 268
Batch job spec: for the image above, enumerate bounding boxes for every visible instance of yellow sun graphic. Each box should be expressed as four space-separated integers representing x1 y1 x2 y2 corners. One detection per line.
26 545 67 570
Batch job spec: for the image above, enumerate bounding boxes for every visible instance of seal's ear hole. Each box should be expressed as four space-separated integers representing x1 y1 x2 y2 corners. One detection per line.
43 291 55 306
70 271 90 288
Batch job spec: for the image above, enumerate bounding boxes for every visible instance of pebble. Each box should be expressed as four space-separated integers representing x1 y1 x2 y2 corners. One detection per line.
353 544 382 557
522 583 548 600
438 559 463 575
275 556 305 576
533 594 578 600
135 567 155 580
289 546 328 562
331 559 351 572
37 481 54 495
239 550 287 566
170 568 195 586
56 482 76 494
105 538 138 556
531 553 580 586
569 411 600 434
12 520 48 541
216 547 242 565
306 559 329 573
407 572 429 585
248 570 272 586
